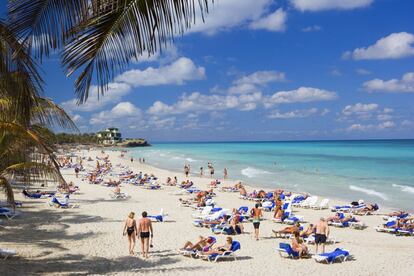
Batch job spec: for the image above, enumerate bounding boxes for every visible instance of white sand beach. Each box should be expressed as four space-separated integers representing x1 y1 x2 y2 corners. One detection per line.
1 148 413 276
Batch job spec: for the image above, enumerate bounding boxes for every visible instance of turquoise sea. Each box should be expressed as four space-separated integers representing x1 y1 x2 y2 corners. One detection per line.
128 140 414 211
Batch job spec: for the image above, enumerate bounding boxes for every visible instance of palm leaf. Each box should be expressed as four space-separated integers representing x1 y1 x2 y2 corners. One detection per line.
63 0 212 102
3 161 62 183
7 0 89 58
31 97 78 131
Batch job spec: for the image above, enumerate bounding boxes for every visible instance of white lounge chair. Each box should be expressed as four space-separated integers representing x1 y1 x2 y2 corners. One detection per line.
0 248 17 260
312 198 330 210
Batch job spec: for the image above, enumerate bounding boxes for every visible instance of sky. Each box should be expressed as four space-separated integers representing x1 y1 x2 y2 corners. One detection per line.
3 0 414 142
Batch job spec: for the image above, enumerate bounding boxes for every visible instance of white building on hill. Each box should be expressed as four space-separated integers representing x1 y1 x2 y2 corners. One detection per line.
97 128 122 145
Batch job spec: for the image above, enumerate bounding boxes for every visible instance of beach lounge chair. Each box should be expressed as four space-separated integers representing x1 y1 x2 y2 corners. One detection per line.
0 248 17 260
192 206 213 219
311 198 330 210
49 195 78 208
179 237 217 258
312 248 350 264
110 192 130 199
199 241 241 262
304 234 338 244
22 190 43 199
277 243 299 259
262 200 275 212
374 220 398 233
0 207 20 220
303 196 318 208
148 209 166 222
284 214 305 225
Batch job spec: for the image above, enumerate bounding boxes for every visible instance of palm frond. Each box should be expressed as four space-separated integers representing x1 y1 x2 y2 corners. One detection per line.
7 0 89 58
0 176 15 207
3 161 62 182
62 0 212 103
31 97 78 131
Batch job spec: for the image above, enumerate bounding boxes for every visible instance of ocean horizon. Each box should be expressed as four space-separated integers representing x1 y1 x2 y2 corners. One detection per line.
128 139 414 211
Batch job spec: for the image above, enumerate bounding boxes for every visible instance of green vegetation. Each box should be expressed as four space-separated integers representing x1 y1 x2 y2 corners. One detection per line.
54 133 99 145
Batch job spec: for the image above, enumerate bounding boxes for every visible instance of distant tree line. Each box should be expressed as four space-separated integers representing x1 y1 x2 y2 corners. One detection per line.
54 133 99 144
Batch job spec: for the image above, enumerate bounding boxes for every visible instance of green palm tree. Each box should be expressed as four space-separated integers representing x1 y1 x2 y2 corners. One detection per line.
7 0 213 103
0 20 76 206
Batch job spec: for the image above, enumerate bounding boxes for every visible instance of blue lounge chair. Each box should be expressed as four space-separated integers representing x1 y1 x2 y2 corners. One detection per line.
148 209 166 222
277 242 299 258
0 207 20 220
312 248 350 264
202 241 241 262
179 236 217 257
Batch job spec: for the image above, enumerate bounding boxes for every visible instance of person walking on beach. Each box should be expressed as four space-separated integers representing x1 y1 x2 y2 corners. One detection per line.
74 167 79 178
210 166 214 178
130 157 134 163
184 164 189 178
223 168 228 179
200 166 204 177
315 217 330 254
123 212 137 255
251 203 263 241
138 211 153 258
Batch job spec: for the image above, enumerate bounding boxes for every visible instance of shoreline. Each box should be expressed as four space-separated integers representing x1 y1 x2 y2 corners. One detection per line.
124 149 401 213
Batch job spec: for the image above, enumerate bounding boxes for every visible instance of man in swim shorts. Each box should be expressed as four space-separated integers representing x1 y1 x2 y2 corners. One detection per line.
138 211 153 258
315 217 329 254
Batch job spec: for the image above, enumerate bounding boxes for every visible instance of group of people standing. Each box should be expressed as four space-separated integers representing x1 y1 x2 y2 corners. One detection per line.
123 211 154 258
184 162 228 179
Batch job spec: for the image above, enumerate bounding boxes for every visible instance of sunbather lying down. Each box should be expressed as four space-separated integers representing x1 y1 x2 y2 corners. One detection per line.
181 236 215 251
273 222 301 236
201 237 233 255
354 203 379 214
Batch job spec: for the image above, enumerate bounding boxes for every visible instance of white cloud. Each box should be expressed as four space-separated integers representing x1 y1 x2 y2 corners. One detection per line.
71 114 83 123
234 70 286 86
346 121 395 132
356 68 372 75
343 32 414 60
189 0 286 35
290 0 373 11
265 87 337 107
90 102 142 125
331 69 342 76
61 82 132 112
342 103 379 118
228 70 285 94
401 120 414 128
377 114 393 121
147 91 263 116
378 121 396 129
302 25 322 32
115 57 205 87
362 72 414 93
340 103 395 123
268 108 319 119
249 8 287 32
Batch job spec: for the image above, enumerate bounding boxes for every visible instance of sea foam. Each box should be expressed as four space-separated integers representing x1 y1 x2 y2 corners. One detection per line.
392 184 414 194
349 185 389 201
241 167 271 178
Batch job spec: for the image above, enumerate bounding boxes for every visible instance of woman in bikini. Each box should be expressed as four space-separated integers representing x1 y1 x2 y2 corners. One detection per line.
123 212 138 255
